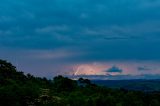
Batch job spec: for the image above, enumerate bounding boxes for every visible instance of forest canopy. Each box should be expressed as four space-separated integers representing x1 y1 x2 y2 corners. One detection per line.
0 59 160 106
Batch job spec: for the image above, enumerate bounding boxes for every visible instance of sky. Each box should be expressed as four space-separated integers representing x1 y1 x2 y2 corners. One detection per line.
0 0 160 79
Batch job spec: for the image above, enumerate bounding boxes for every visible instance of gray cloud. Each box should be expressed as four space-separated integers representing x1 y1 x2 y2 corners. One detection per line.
106 66 123 73
0 0 160 78
137 66 152 71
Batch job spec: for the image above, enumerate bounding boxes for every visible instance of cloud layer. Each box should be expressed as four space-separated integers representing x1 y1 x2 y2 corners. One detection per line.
0 0 160 78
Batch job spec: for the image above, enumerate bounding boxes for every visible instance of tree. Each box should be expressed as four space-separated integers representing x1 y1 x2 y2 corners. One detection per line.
53 75 77 92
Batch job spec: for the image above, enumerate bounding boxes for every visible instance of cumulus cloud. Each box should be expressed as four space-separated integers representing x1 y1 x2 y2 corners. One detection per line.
106 66 123 73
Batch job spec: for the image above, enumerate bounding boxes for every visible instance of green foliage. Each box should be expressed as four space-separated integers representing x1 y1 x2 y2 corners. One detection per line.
53 75 77 92
0 59 160 106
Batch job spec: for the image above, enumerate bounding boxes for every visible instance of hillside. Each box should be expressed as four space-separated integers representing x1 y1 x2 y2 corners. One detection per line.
0 59 160 106
92 80 160 92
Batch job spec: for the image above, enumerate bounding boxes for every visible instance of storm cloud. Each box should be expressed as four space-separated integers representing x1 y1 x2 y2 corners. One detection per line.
0 0 160 78
106 66 123 73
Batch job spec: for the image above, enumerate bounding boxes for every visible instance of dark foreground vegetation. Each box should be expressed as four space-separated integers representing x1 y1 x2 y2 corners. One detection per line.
0 59 160 106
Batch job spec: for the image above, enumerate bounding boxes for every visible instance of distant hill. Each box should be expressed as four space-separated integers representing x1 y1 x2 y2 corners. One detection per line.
92 79 160 92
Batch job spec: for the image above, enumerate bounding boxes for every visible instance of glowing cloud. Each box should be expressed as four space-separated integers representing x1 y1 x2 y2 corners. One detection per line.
72 63 110 76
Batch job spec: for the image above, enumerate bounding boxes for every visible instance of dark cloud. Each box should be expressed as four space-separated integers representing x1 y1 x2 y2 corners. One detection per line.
0 0 160 78
137 66 151 71
106 66 123 73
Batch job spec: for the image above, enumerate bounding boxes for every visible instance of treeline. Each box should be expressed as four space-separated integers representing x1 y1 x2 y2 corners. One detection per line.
0 59 160 106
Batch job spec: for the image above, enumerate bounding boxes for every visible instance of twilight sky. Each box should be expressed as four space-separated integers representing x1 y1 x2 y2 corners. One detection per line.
0 0 160 79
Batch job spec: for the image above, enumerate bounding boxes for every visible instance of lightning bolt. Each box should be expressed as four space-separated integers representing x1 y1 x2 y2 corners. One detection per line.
74 66 80 76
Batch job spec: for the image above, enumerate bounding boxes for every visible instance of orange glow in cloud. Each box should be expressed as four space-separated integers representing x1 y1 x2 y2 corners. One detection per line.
66 61 160 76
71 63 111 75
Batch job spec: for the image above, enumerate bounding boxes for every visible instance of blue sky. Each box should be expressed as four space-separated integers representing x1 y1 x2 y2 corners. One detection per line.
0 0 160 79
